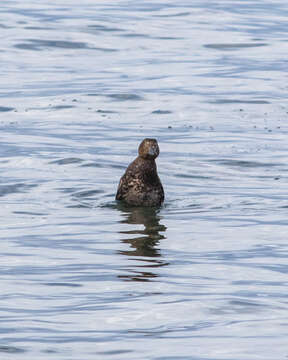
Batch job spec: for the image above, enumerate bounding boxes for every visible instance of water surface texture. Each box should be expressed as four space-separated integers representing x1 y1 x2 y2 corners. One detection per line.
1 1 288 359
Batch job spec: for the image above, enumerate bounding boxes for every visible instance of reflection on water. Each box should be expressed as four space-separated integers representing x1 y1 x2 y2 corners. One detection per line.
116 204 168 281
2 0 288 358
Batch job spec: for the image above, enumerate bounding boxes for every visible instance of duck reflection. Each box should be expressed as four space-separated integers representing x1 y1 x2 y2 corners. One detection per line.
116 203 168 281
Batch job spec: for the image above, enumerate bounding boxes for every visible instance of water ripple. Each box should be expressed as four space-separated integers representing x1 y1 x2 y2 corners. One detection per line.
1 1 288 359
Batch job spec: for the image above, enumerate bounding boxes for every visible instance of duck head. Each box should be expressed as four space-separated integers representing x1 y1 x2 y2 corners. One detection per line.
138 138 160 160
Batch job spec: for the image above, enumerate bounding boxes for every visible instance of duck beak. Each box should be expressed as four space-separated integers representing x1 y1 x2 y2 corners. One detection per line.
149 147 156 156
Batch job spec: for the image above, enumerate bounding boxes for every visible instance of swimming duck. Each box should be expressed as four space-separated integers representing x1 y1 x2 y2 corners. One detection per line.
116 138 164 207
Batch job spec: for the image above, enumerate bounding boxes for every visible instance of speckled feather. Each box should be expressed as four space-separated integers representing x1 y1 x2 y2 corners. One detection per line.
116 139 164 207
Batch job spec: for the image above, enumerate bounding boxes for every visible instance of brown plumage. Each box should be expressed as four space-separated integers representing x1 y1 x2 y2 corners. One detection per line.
116 138 164 207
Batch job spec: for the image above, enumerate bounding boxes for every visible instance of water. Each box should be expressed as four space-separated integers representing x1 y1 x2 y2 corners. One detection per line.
1 1 288 359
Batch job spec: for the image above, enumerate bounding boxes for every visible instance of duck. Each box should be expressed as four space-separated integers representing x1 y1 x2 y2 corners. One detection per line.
116 138 164 207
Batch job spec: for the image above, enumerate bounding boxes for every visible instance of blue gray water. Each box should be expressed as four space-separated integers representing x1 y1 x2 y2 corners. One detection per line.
1 1 288 359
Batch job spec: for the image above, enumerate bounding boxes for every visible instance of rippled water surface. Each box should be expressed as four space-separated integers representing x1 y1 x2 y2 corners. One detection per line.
2 1 288 359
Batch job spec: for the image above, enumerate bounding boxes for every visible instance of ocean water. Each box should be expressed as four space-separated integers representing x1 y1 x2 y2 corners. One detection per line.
1 1 288 359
